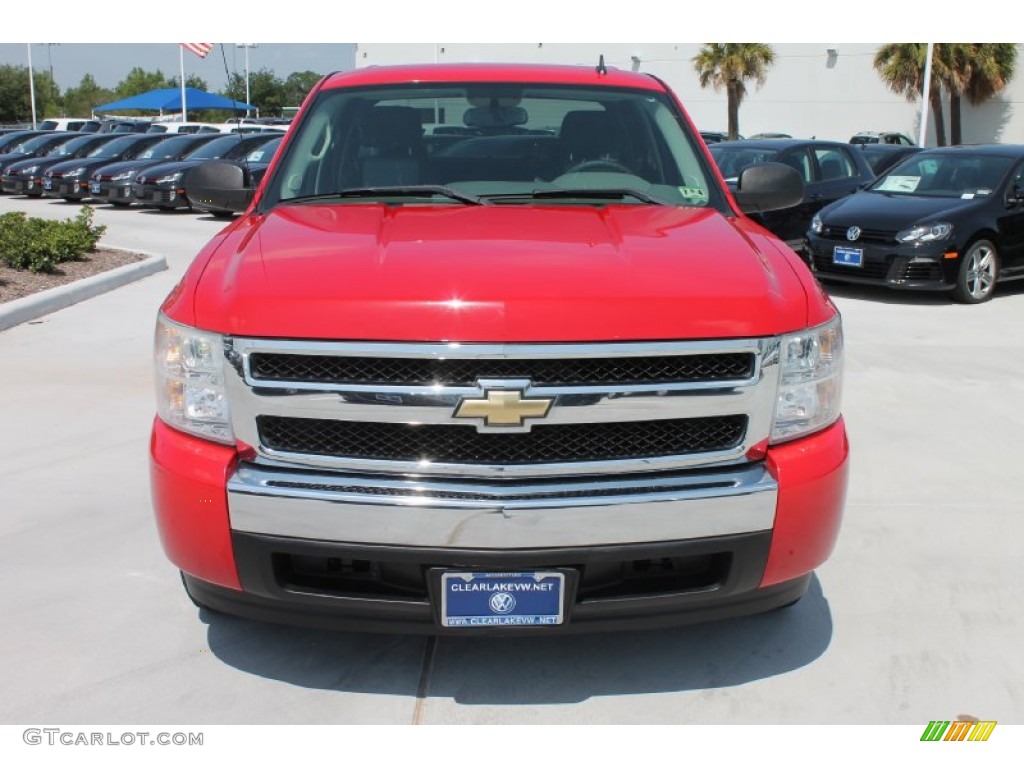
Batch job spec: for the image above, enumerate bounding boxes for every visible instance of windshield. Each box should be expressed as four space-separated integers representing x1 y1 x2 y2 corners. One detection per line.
262 82 717 209
184 136 239 160
245 137 281 163
10 134 67 154
47 135 97 157
869 153 1014 198
139 136 208 160
88 136 142 159
708 146 780 182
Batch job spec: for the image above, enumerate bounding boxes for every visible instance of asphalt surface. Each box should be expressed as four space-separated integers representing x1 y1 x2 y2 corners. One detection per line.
1 194 1022 726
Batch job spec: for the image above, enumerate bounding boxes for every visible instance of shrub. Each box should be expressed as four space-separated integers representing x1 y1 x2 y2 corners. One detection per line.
0 206 107 273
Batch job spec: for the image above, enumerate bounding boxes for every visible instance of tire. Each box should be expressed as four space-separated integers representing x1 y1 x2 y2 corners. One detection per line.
953 239 999 304
211 210 235 219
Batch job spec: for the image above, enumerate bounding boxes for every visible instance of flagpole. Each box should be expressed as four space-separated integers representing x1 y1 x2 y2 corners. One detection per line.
27 43 37 129
179 44 187 121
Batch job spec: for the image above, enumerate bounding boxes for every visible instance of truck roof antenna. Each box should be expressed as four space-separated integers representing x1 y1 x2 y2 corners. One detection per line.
596 55 607 75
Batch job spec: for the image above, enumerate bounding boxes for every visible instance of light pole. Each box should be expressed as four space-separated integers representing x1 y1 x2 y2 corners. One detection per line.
236 43 257 119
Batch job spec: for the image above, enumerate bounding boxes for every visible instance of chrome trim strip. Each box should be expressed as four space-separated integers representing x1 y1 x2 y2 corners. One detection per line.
227 463 778 548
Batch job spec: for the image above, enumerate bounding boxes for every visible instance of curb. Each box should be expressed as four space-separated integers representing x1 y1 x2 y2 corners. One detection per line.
0 248 168 332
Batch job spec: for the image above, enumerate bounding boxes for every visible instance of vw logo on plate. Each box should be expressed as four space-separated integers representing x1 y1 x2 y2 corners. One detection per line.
846 226 861 242
489 592 516 614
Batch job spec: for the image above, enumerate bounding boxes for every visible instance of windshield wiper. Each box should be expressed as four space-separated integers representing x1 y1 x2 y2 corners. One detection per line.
485 188 672 205
287 185 488 206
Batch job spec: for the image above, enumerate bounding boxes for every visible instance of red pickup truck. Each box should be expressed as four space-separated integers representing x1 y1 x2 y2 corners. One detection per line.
151 63 848 634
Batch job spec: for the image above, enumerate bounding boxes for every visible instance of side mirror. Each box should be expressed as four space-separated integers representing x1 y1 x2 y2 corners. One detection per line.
733 162 804 213
185 161 253 214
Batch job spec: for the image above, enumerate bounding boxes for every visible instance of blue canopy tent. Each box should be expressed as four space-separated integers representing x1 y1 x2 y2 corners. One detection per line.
93 88 255 116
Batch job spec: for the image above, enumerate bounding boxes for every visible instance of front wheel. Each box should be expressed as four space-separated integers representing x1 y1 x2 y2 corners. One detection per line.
953 239 999 303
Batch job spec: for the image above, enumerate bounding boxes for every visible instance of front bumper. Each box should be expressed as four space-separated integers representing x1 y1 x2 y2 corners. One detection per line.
88 180 134 203
132 183 187 208
1 175 39 195
807 233 958 290
42 177 90 199
151 417 848 634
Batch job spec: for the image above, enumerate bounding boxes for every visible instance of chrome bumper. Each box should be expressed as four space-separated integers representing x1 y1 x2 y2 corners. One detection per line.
226 461 778 549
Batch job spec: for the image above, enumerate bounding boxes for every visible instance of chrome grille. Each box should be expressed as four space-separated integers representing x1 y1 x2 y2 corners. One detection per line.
225 338 780 478
258 415 748 465
822 226 896 244
249 352 755 386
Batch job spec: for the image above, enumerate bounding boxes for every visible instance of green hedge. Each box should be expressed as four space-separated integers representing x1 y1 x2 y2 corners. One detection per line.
0 207 107 273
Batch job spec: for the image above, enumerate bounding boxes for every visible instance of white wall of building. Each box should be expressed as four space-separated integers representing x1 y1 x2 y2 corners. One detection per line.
355 43 1024 147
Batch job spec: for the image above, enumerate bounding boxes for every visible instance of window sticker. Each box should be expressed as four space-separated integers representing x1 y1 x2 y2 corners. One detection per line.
678 187 708 202
877 175 920 192
976 188 993 196
248 151 265 162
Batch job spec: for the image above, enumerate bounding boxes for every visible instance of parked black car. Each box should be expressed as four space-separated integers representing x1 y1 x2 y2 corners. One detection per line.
806 145 1024 303
1 133 119 196
88 134 221 206
710 138 875 254
188 136 282 217
0 132 80 185
42 134 168 201
131 134 278 210
850 131 915 146
0 130 48 153
856 144 922 177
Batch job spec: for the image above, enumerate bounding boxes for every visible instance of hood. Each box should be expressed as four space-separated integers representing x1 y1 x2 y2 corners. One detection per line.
191 203 814 342
822 190 985 229
46 157 109 176
135 160 200 183
93 158 169 178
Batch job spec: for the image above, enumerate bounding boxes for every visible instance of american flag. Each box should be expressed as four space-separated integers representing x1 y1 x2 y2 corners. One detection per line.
181 43 214 59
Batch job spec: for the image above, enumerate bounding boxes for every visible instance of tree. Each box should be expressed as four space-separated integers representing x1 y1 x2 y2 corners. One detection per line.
953 44 1017 145
283 71 322 108
221 67 286 116
692 44 775 141
874 44 949 146
62 74 114 117
114 67 173 98
169 74 209 92
0 64 60 123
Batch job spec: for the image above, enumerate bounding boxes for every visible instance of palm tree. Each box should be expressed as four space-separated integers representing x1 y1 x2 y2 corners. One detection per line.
873 43 947 146
952 44 1017 144
692 44 776 141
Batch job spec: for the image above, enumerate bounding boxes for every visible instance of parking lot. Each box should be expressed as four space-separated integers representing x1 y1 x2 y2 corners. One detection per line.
1 193 1022 727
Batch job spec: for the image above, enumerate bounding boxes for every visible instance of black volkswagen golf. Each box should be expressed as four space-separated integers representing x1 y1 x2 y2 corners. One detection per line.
806 145 1024 303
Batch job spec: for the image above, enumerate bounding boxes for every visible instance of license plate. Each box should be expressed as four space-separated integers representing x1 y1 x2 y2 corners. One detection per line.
42 179 52 190
89 182 101 194
440 571 565 628
833 246 863 267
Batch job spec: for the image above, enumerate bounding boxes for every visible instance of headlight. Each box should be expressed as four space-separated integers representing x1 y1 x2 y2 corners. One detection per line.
155 171 183 185
64 166 86 178
896 222 953 243
810 214 823 234
111 170 134 181
771 315 843 444
21 164 39 175
154 314 234 444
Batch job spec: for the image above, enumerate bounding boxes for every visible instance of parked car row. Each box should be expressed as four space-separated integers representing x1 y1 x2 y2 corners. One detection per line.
0 129 281 214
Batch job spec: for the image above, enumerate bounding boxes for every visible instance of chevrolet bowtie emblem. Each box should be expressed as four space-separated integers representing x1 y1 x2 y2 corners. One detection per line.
454 389 553 427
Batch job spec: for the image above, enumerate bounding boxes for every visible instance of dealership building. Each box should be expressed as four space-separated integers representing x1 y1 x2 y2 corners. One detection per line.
355 43 1024 146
